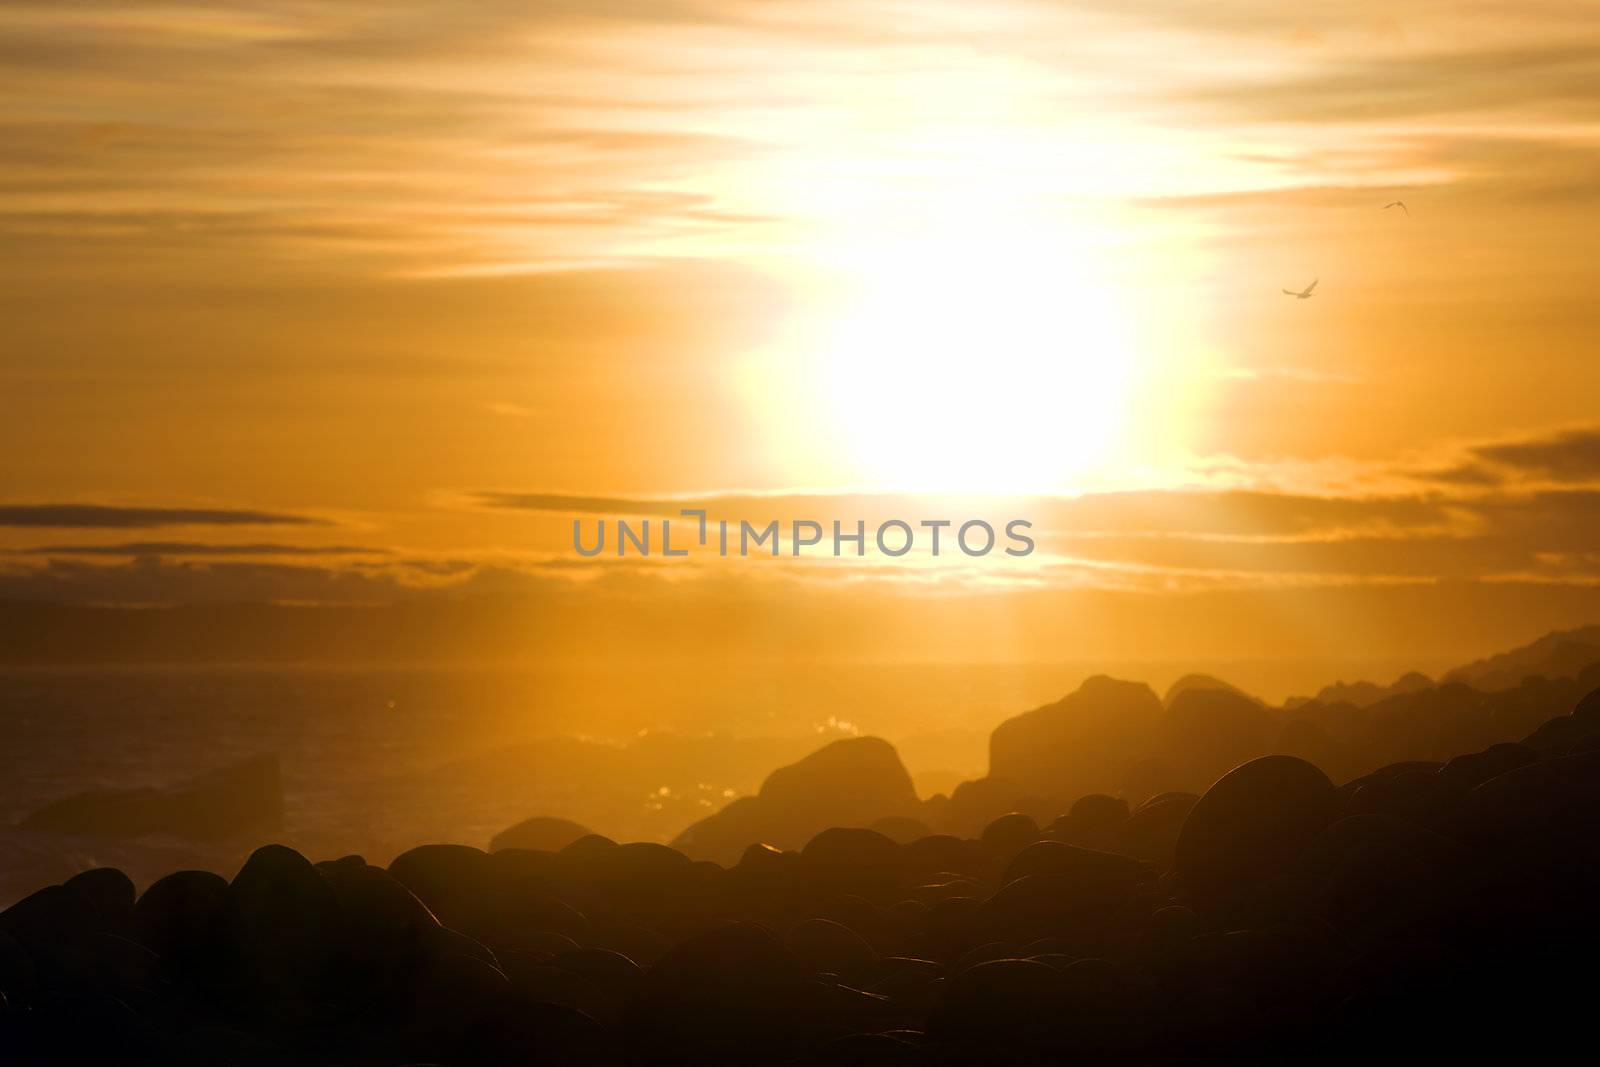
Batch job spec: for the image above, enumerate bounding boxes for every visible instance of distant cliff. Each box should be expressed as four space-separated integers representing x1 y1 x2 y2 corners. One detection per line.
1444 625 1600 691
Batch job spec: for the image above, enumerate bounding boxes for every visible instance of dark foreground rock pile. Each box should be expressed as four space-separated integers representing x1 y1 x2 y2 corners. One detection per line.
7 685 1600 1066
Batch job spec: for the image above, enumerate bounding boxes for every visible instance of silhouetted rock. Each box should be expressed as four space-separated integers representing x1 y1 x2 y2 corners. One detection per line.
562 832 620 861
1114 792 1196 870
1574 683 1600 730
131 869 230 981
13 639 1600 1062
941 775 1040 834
1347 766 1452 829
1049 794 1129 851
1275 718 1352 782
1438 741 1538 793
927 957 1064 1050
560 841 704 939
1363 682 1491 765
1297 671 1433 710
1160 688 1280 791
1118 756 1180 808
736 841 793 877
788 917 875 975
388 843 497 937
672 737 919 865
1444 625 1600 691
980 812 1040 868
1001 840 1150 890
0 884 98 965
901 833 976 879
622 921 846 1062
1174 756 1337 919
317 857 438 992
1293 814 1468 944
1164 673 1261 709
222 844 344 1023
489 815 592 853
62 867 134 934
1463 749 1600 863
988 676 1163 806
799 827 904 902
868 814 931 844
16 755 281 842
979 864 1140 943
1522 714 1596 752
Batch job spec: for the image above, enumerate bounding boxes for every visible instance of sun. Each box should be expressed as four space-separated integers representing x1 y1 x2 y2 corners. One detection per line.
813 226 1138 493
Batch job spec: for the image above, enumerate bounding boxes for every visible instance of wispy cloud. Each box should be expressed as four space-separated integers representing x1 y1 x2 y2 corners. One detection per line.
12 541 385 557
1191 45 1600 123
1467 426 1600 483
0 504 327 528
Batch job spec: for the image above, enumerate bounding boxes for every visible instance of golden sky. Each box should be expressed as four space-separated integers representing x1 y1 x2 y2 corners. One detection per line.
1 1 1597 672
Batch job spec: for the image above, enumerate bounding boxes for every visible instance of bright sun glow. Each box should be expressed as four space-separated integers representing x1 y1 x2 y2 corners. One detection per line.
811 225 1139 493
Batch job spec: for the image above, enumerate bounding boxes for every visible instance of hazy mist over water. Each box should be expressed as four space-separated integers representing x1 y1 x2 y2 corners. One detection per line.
0 657 1444 868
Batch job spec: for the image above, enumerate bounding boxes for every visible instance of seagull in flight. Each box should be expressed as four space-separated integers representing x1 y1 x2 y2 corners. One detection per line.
1384 200 1409 215
1282 278 1318 300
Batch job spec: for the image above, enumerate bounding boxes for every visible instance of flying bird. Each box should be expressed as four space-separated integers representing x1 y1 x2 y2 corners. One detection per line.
1384 200 1409 215
1282 278 1318 300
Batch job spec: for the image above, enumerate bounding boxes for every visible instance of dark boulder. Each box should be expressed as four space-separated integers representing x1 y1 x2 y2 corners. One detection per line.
387 843 497 937
221 844 344 1022
788 917 876 975
988 676 1163 806
1461 749 1600 884
1000 841 1151 890
61 868 135 935
926 957 1065 1050
800 828 904 902
901 834 976 879
979 869 1137 942
1160 689 1280 791
979 811 1040 870
489 815 592 854
1113 792 1197 869
131 869 230 981
868 815 932 844
673 737 920 865
16 755 281 842
1291 814 1468 944
1437 742 1538 793
1164 674 1260 709
622 922 848 1063
1174 756 1338 919
1574 684 1600 730
1522 714 1597 753
1049 794 1129 852
317 859 439 993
